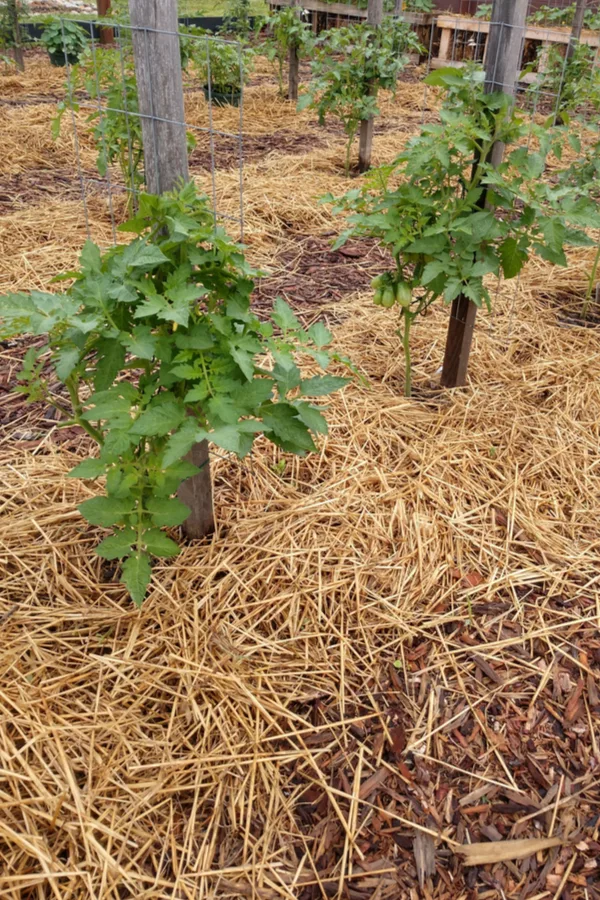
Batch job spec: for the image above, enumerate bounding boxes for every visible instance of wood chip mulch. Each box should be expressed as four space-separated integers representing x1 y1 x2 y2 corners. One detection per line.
278 595 600 899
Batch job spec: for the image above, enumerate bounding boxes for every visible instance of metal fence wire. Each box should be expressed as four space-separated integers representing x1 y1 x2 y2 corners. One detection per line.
57 18 245 250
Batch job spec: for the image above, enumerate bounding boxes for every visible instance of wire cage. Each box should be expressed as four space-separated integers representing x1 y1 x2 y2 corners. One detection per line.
53 16 246 251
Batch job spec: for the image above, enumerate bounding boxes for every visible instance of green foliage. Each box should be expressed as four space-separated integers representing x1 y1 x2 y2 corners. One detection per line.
554 124 600 317
262 7 313 98
220 0 260 39
527 4 600 30
528 41 600 115
53 47 197 205
40 16 88 61
323 67 591 396
0 183 351 604
298 19 422 175
0 0 29 53
53 47 144 200
474 4 492 21
404 0 433 13
193 37 253 91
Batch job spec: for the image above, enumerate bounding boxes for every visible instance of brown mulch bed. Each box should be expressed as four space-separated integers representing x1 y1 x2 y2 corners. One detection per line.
255 233 391 311
189 128 328 172
0 168 105 213
539 289 600 329
280 594 600 899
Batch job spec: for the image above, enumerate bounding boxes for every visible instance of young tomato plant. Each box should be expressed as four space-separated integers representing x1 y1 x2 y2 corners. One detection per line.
324 67 591 396
53 47 195 206
298 19 421 175
553 125 600 317
527 41 600 118
0 183 351 605
262 7 313 98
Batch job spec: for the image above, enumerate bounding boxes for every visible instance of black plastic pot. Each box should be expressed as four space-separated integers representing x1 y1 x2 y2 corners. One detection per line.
203 85 241 107
48 49 81 67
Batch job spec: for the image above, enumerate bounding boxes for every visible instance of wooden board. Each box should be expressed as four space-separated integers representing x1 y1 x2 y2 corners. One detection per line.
436 13 600 48
269 0 429 25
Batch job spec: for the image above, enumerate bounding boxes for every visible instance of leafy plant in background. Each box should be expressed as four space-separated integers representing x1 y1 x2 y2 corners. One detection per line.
474 4 492 21
527 41 600 116
403 0 434 13
0 184 351 605
53 48 195 206
193 38 253 101
53 47 144 202
527 4 600 30
262 7 313 98
298 19 422 175
220 0 259 40
323 67 593 397
40 16 88 66
0 0 29 65
554 126 600 317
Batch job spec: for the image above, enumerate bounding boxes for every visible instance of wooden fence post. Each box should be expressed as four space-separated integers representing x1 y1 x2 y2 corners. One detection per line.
440 0 527 390
358 0 383 174
8 0 24 71
288 0 300 101
566 0 588 62
128 0 215 539
97 0 114 46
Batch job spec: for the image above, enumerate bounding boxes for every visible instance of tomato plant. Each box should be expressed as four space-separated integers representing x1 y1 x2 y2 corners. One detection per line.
53 47 196 207
528 42 600 116
192 38 253 96
298 19 422 175
262 7 313 98
0 184 351 605
324 68 592 396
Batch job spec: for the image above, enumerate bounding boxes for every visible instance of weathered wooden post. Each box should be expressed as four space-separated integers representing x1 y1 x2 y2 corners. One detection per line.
8 0 24 72
566 0 588 62
288 0 300 101
97 0 114 46
440 0 527 390
128 0 215 538
358 0 383 174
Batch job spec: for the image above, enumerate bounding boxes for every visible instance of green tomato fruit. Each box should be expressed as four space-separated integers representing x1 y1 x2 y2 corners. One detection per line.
396 281 412 308
381 287 396 308
373 289 383 306
371 275 383 290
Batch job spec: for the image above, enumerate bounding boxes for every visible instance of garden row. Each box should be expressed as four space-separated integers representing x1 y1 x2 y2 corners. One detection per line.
2 1 600 605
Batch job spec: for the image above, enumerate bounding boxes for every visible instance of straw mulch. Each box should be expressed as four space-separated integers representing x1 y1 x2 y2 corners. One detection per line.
2 52 600 900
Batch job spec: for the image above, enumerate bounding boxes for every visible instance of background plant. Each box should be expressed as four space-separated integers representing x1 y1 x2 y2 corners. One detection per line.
193 38 253 92
262 7 313 98
53 47 196 205
474 4 492 20
298 19 421 175
0 184 351 605
528 41 600 116
40 16 88 63
0 0 29 66
323 67 593 396
404 0 433 13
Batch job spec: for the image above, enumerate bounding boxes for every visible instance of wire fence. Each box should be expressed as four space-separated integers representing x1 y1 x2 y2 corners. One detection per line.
55 18 245 250
6 0 600 346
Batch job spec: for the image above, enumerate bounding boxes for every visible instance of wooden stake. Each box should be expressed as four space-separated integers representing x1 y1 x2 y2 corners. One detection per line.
358 0 383 174
566 0 588 62
97 0 114 46
128 0 215 539
440 0 527 390
288 0 300 101
8 0 24 72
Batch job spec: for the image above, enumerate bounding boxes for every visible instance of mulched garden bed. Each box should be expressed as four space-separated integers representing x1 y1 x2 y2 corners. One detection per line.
281 593 600 899
255 233 391 311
